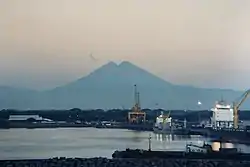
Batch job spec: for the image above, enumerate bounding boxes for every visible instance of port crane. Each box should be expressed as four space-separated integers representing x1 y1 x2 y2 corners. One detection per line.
233 89 250 129
128 85 146 124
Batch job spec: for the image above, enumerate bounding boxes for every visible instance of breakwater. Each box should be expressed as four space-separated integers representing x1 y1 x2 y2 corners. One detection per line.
1 157 250 167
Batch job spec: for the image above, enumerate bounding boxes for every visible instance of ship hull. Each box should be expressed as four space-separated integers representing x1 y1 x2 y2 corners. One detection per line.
207 129 250 143
189 127 250 144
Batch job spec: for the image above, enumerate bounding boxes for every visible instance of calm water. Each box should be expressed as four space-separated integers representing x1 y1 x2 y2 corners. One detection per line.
0 128 250 160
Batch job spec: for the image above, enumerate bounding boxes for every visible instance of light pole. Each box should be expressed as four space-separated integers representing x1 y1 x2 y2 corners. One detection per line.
184 109 187 129
148 133 152 151
197 101 202 125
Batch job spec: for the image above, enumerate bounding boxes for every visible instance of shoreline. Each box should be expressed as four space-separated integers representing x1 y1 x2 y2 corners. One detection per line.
1 157 250 167
0 122 153 131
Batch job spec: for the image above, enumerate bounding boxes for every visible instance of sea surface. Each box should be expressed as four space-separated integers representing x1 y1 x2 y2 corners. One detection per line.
1 128 250 160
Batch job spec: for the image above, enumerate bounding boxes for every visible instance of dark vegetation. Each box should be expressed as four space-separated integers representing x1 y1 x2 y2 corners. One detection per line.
0 109 207 122
1 108 250 123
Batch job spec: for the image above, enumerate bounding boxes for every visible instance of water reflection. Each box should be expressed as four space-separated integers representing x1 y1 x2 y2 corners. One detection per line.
152 134 206 151
155 133 169 142
1 128 250 160
153 134 237 152
154 134 202 142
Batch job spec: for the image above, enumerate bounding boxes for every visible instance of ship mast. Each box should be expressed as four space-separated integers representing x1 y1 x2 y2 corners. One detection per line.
134 84 138 109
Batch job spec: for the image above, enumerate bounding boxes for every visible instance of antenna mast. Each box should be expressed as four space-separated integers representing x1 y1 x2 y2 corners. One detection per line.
137 92 141 110
133 84 141 111
134 84 137 105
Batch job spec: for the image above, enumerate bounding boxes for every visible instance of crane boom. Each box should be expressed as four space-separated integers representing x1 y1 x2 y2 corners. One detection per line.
167 110 171 118
233 89 250 129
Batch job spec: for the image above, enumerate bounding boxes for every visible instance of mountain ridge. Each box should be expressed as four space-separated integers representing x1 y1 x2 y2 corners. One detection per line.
0 61 247 110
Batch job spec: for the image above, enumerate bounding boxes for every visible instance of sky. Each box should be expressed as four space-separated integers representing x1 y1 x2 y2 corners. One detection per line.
0 0 250 90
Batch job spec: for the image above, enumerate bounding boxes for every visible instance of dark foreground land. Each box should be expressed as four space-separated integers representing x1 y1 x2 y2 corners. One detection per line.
1 158 250 167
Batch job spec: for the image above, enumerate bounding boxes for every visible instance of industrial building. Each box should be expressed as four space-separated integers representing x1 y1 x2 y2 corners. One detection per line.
9 115 53 123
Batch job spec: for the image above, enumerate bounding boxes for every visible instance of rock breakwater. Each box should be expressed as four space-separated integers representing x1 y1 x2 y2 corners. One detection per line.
1 157 250 167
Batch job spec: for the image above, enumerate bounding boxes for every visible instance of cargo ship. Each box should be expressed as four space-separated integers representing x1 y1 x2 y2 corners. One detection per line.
153 111 172 133
153 111 189 135
190 97 250 144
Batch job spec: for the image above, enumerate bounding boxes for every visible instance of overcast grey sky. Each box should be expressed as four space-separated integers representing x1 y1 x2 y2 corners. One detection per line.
0 0 250 90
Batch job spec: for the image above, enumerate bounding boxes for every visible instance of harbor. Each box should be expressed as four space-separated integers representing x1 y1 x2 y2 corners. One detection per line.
0 86 250 166
1 85 250 166
1 86 250 143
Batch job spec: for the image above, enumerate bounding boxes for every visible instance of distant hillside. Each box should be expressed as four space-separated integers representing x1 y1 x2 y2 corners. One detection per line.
0 86 39 109
0 61 248 110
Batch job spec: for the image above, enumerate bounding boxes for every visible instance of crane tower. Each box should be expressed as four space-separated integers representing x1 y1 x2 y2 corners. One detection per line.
128 85 146 124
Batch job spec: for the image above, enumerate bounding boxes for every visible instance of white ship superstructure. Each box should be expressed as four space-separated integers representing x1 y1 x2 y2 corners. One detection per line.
211 100 234 129
154 111 172 130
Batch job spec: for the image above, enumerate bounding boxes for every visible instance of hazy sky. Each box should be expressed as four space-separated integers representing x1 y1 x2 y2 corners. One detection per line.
0 0 250 90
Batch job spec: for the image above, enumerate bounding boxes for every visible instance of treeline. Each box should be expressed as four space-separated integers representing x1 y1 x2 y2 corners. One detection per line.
0 108 250 122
